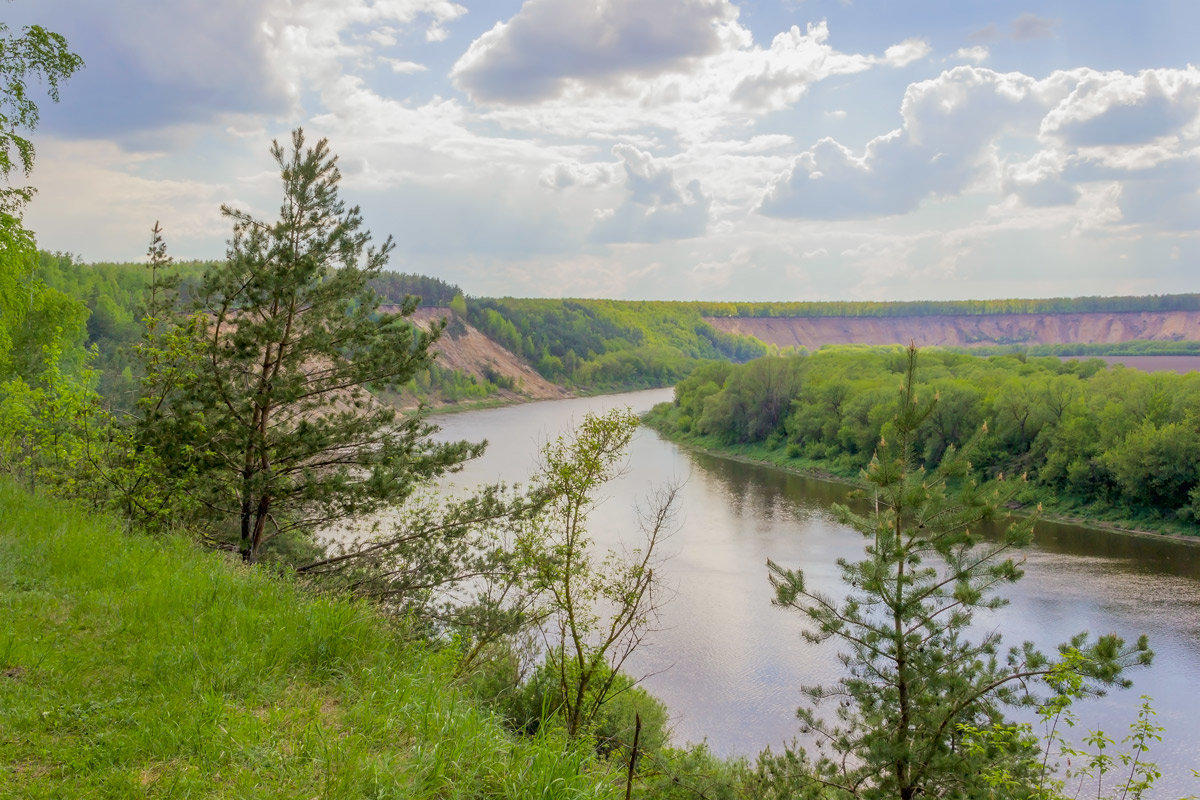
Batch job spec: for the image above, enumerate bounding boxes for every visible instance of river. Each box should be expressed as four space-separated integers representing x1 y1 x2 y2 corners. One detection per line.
431 389 1200 797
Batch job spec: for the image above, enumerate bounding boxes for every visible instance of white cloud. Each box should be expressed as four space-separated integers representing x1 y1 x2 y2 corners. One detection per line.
451 0 738 104
14 2 1199 301
952 46 989 64
760 67 1048 219
729 22 877 110
1041 67 1200 147
760 64 1200 231
259 0 467 118
590 145 711 243
386 59 429 74
1003 150 1077 207
538 161 618 189
455 12 925 148
22 137 229 259
884 38 931 68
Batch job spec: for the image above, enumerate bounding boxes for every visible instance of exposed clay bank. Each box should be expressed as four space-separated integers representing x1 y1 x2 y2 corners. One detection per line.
707 311 1200 350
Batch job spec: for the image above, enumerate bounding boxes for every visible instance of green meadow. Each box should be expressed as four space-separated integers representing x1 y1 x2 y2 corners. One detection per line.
0 481 617 799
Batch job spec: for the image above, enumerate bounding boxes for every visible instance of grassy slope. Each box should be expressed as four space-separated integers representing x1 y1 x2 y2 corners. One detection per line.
0 482 616 799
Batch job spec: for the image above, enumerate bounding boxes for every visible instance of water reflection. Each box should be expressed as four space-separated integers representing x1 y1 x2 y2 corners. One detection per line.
431 389 1200 798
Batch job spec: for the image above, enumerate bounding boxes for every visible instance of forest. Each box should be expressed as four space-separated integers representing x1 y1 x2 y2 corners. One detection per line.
33 243 1200 411
646 346 1200 533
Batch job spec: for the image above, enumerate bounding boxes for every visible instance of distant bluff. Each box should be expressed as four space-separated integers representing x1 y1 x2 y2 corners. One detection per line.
704 310 1200 350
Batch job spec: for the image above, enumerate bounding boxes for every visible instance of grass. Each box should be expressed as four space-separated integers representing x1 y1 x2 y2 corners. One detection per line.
0 481 619 799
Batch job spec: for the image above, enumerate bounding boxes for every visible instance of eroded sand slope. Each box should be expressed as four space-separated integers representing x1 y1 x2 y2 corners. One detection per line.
705 311 1200 350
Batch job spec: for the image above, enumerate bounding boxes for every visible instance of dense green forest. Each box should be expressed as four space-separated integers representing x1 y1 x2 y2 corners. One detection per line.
35 256 774 402
963 339 1200 357
33 243 1200 407
30 254 520 407
646 346 1200 533
462 297 767 388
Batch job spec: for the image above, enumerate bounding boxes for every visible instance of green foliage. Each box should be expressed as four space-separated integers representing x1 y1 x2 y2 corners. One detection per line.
967 339 1200 358
0 19 83 211
32 250 213 407
490 658 670 759
521 409 676 739
0 18 94 498
762 346 1153 800
958 685 1175 800
369 270 463 308
651 345 1200 530
466 297 766 390
147 130 480 562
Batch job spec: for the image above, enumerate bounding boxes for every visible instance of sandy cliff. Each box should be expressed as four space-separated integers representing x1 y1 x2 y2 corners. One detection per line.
404 306 569 402
704 311 1200 350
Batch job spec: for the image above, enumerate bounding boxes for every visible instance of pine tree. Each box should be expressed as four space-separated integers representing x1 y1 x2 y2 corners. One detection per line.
765 345 1151 800
158 129 478 562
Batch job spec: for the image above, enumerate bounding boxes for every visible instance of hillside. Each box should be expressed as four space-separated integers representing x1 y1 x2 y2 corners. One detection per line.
409 307 570 403
0 481 614 798
705 310 1200 350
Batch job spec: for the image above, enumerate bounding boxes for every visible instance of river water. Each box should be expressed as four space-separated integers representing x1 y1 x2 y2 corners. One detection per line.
431 389 1200 797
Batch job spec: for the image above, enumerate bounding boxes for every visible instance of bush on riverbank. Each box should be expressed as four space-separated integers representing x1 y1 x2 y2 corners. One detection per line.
646 346 1200 537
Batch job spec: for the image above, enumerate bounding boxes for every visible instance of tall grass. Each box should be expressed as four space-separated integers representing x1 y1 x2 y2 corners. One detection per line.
0 481 618 799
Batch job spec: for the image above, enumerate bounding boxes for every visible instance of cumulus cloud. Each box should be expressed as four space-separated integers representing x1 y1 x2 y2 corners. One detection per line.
884 38 931 68
952 46 989 64
5 0 286 139
538 161 617 189
1041 67 1200 147
760 64 1200 225
387 59 429 74
455 8 928 148
451 0 738 104
1003 151 1078 207
729 22 878 110
590 145 710 243
760 67 1048 218
9 0 469 140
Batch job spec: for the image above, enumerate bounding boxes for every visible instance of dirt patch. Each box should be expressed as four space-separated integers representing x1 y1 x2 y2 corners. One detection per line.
382 307 570 409
706 311 1200 350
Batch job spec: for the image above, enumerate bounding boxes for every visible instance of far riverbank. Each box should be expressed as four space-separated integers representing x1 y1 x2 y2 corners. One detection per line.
641 410 1200 545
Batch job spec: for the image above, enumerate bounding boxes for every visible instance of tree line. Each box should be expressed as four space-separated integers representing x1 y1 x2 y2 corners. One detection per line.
648 345 1200 531
461 296 766 388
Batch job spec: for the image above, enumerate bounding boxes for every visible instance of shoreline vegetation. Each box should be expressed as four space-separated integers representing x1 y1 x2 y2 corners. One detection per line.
642 346 1200 541
641 416 1200 547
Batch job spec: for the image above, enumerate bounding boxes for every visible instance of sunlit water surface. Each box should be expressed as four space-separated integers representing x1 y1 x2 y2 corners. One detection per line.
428 389 1200 798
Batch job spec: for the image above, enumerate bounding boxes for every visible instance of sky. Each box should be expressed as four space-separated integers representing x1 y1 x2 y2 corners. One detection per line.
6 0 1200 301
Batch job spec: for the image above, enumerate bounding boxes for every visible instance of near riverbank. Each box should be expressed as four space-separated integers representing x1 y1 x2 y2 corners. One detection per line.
0 481 618 799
